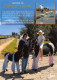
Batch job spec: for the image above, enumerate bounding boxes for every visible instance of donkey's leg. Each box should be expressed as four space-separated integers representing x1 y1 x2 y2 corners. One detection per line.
11 54 15 74
49 54 54 67
16 62 20 74
50 55 54 67
32 58 35 69
32 52 41 70
2 54 9 72
6 60 9 71
49 54 51 65
51 55 54 64
34 52 41 69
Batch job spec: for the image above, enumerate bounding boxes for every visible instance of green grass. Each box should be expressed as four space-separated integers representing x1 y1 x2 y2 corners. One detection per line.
44 41 51 44
1 39 18 55
2 40 50 54
0 40 51 59
0 55 4 59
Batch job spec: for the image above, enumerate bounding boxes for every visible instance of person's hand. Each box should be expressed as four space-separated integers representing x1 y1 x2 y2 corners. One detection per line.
37 43 40 45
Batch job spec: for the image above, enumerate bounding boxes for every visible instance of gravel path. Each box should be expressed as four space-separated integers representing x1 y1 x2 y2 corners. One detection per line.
0 55 57 80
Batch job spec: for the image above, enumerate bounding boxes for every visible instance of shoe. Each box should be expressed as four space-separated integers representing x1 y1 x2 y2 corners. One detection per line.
13 73 15 75
21 71 24 74
24 70 28 73
21 70 28 74
32 69 35 71
18 73 21 75
34 69 38 71
2 71 5 73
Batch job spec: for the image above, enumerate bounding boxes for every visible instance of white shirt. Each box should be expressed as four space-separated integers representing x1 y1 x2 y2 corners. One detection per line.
40 5 44 9
38 35 45 45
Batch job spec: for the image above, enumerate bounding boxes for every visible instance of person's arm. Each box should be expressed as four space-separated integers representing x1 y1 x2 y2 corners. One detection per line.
39 5 41 8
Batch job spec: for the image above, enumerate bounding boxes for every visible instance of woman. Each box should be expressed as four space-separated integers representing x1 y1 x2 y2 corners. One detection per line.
32 30 45 71
37 30 45 60
18 34 29 73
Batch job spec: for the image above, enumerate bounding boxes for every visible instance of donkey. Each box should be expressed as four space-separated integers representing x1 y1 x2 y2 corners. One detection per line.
2 38 32 74
2 50 23 74
31 39 55 71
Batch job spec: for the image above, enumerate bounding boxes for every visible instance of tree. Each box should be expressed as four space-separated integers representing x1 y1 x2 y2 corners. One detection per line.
25 24 39 39
12 32 19 37
19 11 57 52
12 32 16 37
48 22 57 52
20 28 27 35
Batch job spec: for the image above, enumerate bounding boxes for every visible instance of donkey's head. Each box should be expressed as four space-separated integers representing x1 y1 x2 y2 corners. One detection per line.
29 38 40 57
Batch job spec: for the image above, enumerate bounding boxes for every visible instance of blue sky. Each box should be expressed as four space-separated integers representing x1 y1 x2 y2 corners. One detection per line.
0 25 25 35
0 0 57 35
36 1 55 9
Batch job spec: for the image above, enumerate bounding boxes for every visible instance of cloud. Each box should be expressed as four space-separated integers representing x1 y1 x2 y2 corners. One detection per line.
5 19 15 23
56 11 57 14
0 22 2 25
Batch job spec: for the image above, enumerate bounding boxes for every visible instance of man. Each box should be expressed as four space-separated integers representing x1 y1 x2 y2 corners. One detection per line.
39 4 44 13
18 34 29 73
37 30 45 60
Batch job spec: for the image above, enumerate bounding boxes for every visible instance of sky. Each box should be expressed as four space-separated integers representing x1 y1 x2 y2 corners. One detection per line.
0 25 25 35
36 1 55 9
0 0 57 35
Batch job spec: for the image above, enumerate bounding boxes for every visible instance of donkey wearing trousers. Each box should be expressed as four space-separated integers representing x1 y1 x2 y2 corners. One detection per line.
2 51 22 74
2 38 32 74
32 42 55 70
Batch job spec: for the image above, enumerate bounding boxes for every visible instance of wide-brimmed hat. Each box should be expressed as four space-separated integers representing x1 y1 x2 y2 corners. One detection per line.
37 30 44 34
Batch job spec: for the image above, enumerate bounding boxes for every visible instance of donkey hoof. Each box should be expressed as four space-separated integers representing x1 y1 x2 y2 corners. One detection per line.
34 69 38 71
6 69 8 71
13 73 15 75
50 63 54 67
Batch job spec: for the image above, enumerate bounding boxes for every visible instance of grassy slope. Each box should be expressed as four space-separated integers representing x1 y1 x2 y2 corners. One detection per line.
44 41 50 44
0 39 18 59
0 40 50 59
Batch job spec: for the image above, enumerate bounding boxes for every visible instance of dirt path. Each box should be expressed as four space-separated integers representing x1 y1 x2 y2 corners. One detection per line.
0 56 57 80
0 38 14 53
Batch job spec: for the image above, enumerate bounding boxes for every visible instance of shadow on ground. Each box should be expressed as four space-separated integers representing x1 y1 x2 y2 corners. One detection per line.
0 65 50 80
27 65 50 74
0 72 24 80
